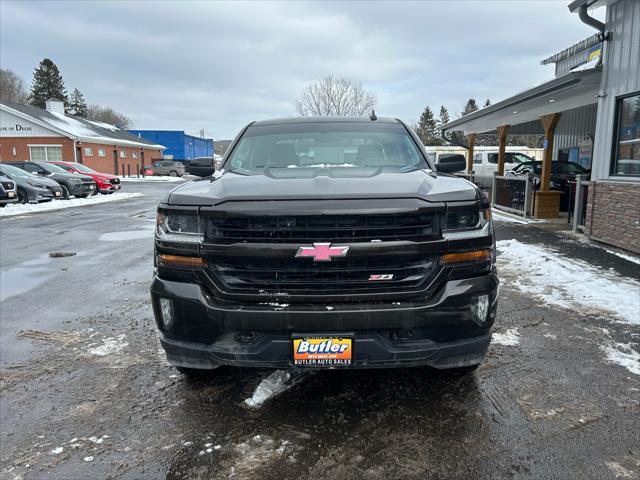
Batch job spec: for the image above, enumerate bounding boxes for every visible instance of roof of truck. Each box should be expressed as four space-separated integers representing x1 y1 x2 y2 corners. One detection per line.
251 116 400 126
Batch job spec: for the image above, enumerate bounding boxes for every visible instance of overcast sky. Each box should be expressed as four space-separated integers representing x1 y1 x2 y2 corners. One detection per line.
1 1 604 139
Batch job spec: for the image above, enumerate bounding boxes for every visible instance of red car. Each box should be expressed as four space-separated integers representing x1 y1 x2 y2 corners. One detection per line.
51 162 121 194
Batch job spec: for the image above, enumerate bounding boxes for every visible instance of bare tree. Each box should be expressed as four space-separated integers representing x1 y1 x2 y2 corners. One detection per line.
0 69 29 104
295 75 377 117
86 104 133 129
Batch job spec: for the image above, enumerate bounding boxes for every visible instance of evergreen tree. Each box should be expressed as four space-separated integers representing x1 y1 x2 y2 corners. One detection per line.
439 105 450 126
68 88 88 117
484 98 491 107
29 58 68 109
461 98 479 116
416 106 441 146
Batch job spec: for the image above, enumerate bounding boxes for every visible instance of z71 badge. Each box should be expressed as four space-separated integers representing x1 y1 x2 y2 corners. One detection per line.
369 274 394 281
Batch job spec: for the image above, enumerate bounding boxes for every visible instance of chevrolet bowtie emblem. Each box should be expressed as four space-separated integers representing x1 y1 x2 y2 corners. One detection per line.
295 242 350 262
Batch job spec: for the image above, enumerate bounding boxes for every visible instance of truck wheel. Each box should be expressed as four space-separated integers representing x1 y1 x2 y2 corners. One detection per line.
17 188 29 204
175 366 217 378
61 185 70 199
169 170 178 177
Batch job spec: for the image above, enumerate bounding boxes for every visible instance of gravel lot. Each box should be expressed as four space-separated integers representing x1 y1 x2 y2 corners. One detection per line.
1 182 638 480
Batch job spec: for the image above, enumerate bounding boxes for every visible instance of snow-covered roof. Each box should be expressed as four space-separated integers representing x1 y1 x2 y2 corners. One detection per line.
0 102 165 150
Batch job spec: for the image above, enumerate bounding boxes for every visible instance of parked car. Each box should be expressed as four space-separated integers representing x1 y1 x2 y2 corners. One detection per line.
472 151 536 188
143 160 185 177
0 164 61 203
0 172 19 207
7 161 96 199
50 161 121 195
505 160 589 210
152 116 498 377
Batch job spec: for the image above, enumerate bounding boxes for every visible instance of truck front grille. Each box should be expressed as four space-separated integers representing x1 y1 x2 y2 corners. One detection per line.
207 254 438 296
206 213 435 243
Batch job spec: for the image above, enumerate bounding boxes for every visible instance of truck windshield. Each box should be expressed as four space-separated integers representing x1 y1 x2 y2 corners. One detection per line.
226 122 427 174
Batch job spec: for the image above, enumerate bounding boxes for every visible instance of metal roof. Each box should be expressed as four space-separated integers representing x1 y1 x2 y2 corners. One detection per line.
1 102 164 149
541 34 601 65
440 67 601 136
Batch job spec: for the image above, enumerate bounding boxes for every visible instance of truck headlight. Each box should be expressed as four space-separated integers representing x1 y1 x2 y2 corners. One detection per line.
443 208 492 239
156 212 203 243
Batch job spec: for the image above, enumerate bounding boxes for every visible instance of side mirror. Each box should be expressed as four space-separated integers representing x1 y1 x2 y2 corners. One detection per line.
434 153 466 173
189 158 215 177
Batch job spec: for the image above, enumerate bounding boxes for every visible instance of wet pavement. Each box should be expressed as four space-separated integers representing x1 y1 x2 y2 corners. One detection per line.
1 183 639 480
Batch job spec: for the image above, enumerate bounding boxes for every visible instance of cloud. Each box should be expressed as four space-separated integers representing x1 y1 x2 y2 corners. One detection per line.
0 0 602 138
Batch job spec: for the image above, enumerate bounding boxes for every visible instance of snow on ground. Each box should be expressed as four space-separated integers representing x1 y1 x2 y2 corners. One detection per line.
497 239 640 325
492 211 528 224
605 249 640 266
87 335 129 357
0 193 144 218
119 176 190 183
491 328 521 346
601 343 640 375
244 370 293 408
243 370 312 408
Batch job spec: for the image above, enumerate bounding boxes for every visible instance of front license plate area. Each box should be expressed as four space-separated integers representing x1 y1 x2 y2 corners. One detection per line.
292 336 353 367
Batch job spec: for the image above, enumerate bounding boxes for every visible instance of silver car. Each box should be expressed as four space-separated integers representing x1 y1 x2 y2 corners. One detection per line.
145 160 185 177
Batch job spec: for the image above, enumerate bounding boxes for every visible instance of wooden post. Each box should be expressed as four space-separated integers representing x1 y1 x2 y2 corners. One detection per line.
496 125 509 176
466 133 476 174
539 113 561 192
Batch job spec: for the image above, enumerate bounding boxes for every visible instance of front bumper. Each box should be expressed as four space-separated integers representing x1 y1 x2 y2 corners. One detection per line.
151 272 499 369
99 183 121 193
68 182 96 195
0 191 18 205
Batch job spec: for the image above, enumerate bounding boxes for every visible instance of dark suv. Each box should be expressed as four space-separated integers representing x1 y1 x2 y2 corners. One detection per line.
151 117 499 376
8 161 96 198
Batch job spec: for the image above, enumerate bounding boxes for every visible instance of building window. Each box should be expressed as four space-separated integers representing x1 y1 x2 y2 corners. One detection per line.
611 92 640 177
120 150 127 158
98 148 106 157
84 147 93 156
11 146 16 156
132 152 138 159
29 145 62 162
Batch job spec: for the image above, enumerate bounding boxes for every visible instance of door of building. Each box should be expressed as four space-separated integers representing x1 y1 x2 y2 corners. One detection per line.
113 149 118 175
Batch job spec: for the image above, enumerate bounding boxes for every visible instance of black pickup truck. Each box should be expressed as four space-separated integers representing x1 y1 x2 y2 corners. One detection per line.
151 117 499 376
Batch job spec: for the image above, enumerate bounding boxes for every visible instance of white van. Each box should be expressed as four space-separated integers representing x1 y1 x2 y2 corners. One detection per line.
472 151 536 188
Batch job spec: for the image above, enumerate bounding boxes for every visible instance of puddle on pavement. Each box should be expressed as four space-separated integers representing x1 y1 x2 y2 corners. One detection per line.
0 255 53 301
98 224 155 242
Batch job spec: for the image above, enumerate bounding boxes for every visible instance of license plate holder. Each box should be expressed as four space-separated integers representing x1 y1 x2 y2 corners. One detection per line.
292 335 353 367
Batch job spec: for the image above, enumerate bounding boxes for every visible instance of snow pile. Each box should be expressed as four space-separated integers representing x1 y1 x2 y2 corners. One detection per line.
601 343 640 375
491 328 520 346
0 192 144 217
244 370 293 408
497 239 640 325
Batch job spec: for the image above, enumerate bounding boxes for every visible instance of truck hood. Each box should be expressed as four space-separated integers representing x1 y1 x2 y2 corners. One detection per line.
166 168 480 206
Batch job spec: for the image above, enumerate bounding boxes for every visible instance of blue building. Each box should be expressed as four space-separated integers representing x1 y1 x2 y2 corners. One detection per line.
127 130 214 162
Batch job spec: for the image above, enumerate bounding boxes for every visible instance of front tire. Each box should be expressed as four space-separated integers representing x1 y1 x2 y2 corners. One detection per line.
17 188 29 204
169 170 177 177
60 185 70 199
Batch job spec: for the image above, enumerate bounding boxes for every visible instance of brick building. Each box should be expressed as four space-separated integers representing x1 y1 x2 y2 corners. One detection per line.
442 0 640 254
0 100 165 175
